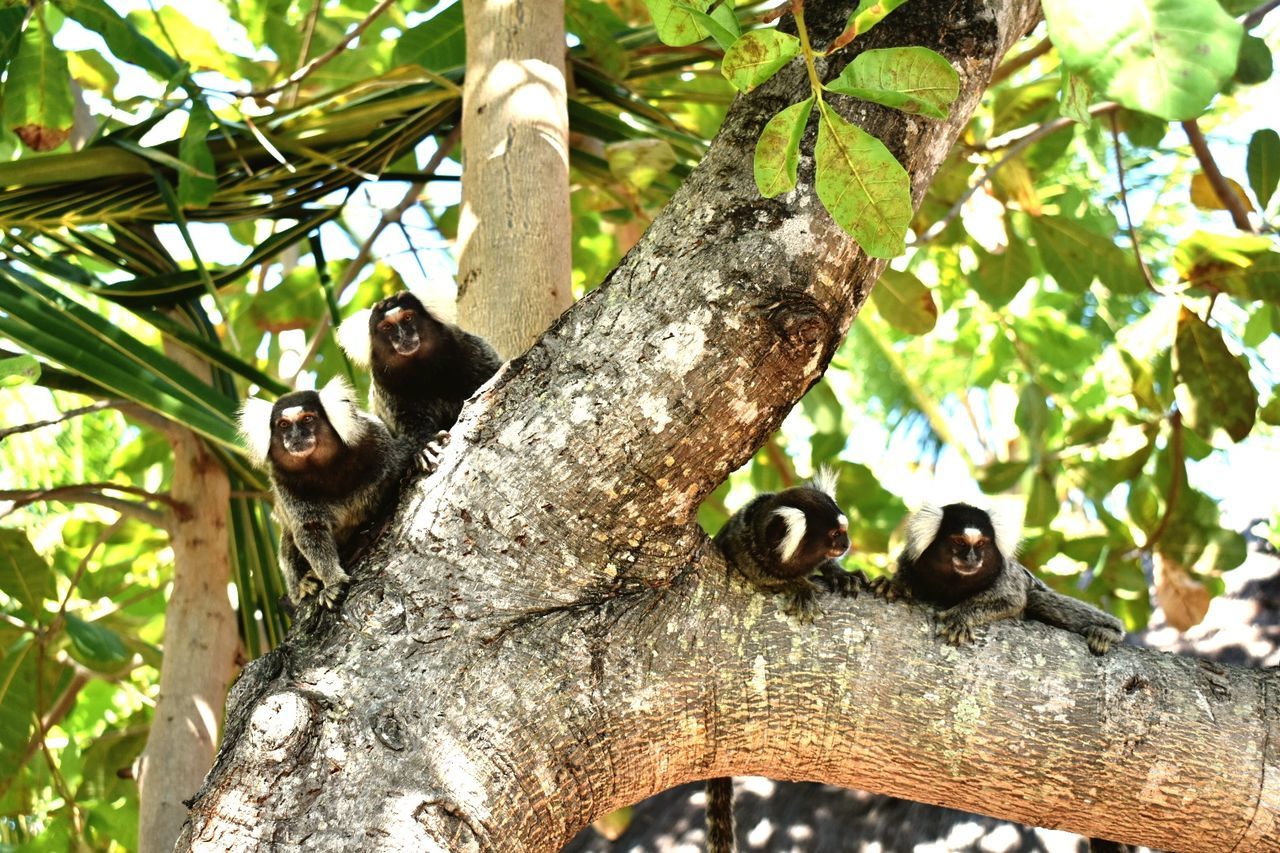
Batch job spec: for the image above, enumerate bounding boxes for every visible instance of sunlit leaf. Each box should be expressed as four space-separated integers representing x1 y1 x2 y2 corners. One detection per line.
606 139 677 190
1153 553 1210 630
974 239 1034 308
870 269 937 334
393 2 465 70
831 0 910 51
1044 0 1242 120
1175 230 1280 303
51 0 180 79
813 101 911 259
1028 214 1141 294
754 96 812 198
3 15 74 152
178 100 216 209
825 47 958 120
1190 172 1254 213
721 29 799 93
643 0 713 47
0 353 40 386
1174 307 1257 442
0 529 54 618
978 459 1029 493
67 48 120 94
1247 129 1279 209
1234 33 1272 86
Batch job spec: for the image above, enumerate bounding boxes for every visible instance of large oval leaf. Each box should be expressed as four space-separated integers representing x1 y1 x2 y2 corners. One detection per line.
643 0 713 47
0 529 54 619
721 29 800 93
813 102 911 259
1174 307 1257 442
64 614 131 672
1247 129 1279 210
1044 0 1242 121
825 47 958 120
4 16 75 152
754 96 813 198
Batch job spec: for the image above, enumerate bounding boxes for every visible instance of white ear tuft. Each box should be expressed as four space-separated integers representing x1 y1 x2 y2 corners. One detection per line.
407 283 458 326
811 465 839 500
988 505 1022 560
773 506 807 562
904 503 945 562
318 376 367 446
237 397 275 467
336 308 373 368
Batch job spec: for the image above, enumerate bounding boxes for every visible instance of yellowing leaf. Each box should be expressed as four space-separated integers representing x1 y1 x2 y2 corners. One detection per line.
605 139 677 190
1174 307 1257 443
813 102 911 259
754 96 813 198
1153 553 1210 631
4 16 75 152
721 29 800 93
1190 172 1254 213
870 268 936 334
825 47 959 120
643 0 713 47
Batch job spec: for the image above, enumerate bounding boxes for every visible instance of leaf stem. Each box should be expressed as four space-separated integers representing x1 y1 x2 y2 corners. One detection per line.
792 1 826 98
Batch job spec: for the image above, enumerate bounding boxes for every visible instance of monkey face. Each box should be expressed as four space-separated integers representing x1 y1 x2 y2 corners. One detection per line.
766 487 850 576
927 504 1002 579
946 530 995 575
369 293 440 364
268 392 339 471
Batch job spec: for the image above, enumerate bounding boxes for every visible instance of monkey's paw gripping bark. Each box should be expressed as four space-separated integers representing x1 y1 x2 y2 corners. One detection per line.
869 576 905 602
1084 625 1122 655
783 585 821 624
935 611 976 646
417 431 452 473
297 575 321 600
821 567 866 598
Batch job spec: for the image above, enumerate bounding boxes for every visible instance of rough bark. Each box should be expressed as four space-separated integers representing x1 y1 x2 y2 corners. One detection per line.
457 0 573 357
136 344 239 853
177 2 1279 851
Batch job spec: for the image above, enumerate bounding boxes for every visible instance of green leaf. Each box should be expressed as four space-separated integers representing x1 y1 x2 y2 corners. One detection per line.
643 0 713 47
177 100 216 209
393 2 465 71
833 0 910 49
974 239 1034 308
51 0 180 79
1059 68 1094 124
1234 33 1272 86
0 3 25 81
605 139 677 190
754 96 813 198
1260 391 1280 426
813 102 912 259
0 353 40 386
3 14 75 152
64 614 130 672
0 636 39 776
1247 129 1279 209
1044 0 1243 121
1025 470 1059 527
567 0 630 77
67 48 120 94
688 6 739 51
1174 230 1280 303
721 29 799 93
0 529 54 618
870 269 937 334
825 47 959 120
1028 215 1141 294
978 459 1029 494
1174 307 1257 442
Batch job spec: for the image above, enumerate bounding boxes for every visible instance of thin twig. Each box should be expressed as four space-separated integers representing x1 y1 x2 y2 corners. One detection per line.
1244 0 1280 29
288 126 462 384
0 484 178 531
1182 120 1255 233
990 38 1051 86
1109 112 1160 293
0 400 118 442
763 437 797 488
911 103 1119 247
246 0 397 99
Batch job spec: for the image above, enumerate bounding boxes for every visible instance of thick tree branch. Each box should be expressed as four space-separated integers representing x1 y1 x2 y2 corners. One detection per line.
0 483 176 531
1182 119 1256 233
171 3 1278 852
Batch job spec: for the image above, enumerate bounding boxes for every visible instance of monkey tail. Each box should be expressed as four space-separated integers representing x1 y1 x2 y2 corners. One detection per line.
705 776 736 853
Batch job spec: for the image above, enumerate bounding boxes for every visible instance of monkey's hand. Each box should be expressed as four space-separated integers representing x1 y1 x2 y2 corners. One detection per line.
781 581 821 624
417 430 451 473
869 575 907 602
816 562 866 597
314 569 350 608
935 610 977 646
1083 624 1123 655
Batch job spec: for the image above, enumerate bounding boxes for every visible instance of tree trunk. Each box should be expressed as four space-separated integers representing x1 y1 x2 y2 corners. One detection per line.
175 2 1279 851
457 0 573 357
136 345 239 853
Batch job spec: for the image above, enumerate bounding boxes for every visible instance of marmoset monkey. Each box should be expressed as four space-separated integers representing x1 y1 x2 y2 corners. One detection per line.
873 503 1124 654
337 289 502 460
239 377 412 607
706 470 864 852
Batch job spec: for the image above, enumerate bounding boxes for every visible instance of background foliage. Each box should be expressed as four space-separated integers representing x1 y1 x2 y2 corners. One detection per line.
0 0 1277 848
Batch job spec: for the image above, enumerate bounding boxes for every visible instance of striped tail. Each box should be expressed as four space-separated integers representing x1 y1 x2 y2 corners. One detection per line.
705 776 736 853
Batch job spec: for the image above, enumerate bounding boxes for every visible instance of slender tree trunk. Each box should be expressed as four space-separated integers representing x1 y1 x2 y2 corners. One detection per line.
176 2 1279 850
136 344 239 853
457 0 573 356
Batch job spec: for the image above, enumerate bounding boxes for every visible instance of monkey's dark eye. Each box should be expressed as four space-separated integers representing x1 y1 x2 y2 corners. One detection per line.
401 310 415 321
301 414 315 425
379 321 394 333
277 419 289 430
